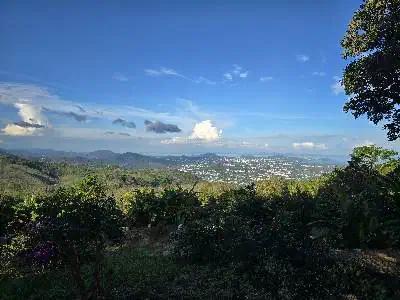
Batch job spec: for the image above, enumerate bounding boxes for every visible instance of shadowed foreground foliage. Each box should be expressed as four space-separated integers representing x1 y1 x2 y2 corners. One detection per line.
1 145 399 299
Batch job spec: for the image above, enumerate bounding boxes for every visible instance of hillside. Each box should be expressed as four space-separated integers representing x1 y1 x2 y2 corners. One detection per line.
0 154 59 195
0 152 200 197
0 148 338 185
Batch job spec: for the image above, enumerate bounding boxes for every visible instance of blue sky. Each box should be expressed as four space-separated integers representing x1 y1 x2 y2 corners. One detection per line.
0 0 398 156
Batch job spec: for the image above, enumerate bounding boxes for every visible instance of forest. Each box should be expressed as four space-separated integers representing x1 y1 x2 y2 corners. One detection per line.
1 0 400 299
1 144 399 299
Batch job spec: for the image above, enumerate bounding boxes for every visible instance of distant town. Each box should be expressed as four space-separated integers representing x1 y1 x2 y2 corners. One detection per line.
177 155 337 185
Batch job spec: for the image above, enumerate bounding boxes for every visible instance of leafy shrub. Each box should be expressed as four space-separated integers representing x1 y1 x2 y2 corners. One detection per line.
25 175 123 299
311 147 400 248
126 186 201 228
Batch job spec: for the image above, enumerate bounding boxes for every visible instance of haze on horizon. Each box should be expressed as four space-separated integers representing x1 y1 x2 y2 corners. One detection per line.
1 0 399 156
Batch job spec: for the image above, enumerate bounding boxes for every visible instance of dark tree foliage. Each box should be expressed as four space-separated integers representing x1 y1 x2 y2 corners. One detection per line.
1 146 400 299
341 0 400 140
28 176 123 299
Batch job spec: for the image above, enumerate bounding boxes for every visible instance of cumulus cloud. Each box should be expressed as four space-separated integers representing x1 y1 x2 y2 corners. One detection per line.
331 76 345 95
1 103 46 136
0 83 229 142
2 124 41 136
15 103 46 125
112 118 136 129
260 76 273 82
190 120 222 141
43 107 88 122
144 120 181 134
292 142 327 150
161 120 222 144
112 72 128 82
0 84 91 126
312 72 326 77
0 83 196 136
296 54 310 62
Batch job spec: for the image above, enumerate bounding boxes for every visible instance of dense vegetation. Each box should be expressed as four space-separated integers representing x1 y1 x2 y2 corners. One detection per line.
1 145 399 299
342 0 400 140
0 153 199 198
1 1 400 299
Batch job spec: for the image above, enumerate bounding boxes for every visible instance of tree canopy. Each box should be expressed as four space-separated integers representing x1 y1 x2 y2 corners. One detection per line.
341 0 400 140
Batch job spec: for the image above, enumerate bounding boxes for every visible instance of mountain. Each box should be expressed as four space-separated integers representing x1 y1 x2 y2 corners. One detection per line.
0 148 340 171
86 150 118 161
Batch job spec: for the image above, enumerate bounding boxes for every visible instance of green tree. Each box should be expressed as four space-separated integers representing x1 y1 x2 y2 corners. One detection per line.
31 175 122 300
341 0 400 140
351 144 398 169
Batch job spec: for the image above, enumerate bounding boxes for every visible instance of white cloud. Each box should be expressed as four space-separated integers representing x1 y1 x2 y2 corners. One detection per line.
145 67 185 78
178 99 213 120
296 54 310 62
112 72 128 82
15 103 46 125
331 76 345 95
0 83 195 126
260 76 273 82
159 136 186 144
145 67 216 85
0 83 235 143
0 139 3 143
232 64 242 74
239 71 248 78
2 124 41 136
194 77 217 85
144 67 217 85
238 141 268 149
224 73 233 81
223 65 249 81
312 72 326 77
161 120 222 144
292 142 327 150
190 120 222 141
144 69 163 76
1 102 47 136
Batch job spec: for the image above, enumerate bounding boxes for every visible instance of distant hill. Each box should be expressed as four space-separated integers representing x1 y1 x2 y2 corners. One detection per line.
0 153 60 195
0 151 200 197
0 148 340 172
0 148 225 169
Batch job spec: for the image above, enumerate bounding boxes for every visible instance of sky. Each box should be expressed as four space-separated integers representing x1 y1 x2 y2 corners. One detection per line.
0 0 399 156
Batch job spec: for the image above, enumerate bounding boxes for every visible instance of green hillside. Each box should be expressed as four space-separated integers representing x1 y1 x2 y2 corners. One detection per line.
0 154 59 195
0 153 200 197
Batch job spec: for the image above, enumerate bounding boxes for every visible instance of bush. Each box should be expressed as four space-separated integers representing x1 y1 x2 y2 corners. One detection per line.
25 175 123 299
126 186 201 228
